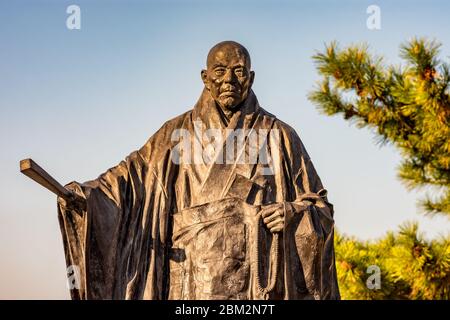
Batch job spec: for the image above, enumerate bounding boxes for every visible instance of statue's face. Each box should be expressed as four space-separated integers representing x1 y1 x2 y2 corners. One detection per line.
202 45 255 111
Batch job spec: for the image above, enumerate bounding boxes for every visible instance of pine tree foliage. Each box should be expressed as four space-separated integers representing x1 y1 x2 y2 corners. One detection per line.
309 38 450 217
335 223 450 300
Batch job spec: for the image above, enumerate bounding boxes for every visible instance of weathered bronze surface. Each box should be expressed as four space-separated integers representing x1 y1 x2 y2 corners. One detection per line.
22 41 340 300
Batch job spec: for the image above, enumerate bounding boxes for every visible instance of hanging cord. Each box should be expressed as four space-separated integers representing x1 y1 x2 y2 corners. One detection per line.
254 203 284 296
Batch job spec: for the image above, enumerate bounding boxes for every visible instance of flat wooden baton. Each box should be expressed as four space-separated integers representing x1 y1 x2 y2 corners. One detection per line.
20 158 86 212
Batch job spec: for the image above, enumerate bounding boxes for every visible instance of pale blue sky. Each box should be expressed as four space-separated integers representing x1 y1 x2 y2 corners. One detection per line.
1 0 449 299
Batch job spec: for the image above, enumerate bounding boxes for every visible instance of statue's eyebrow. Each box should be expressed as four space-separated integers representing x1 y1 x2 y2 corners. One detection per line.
212 63 246 69
212 63 226 69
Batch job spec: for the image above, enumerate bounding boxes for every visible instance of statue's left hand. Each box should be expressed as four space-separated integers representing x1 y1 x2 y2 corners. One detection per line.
260 202 285 233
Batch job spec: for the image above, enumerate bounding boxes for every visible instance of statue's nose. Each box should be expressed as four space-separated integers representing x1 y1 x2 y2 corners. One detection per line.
223 69 236 83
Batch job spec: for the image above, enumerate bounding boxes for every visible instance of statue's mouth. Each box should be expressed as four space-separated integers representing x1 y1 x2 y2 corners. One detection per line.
220 91 239 98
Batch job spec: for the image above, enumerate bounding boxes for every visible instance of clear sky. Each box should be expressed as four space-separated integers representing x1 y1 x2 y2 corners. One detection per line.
0 0 449 299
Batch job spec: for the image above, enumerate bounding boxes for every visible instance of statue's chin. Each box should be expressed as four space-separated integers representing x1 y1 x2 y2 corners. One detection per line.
220 97 241 111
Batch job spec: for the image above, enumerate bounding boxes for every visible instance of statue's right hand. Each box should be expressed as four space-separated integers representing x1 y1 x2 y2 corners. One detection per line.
58 190 87 213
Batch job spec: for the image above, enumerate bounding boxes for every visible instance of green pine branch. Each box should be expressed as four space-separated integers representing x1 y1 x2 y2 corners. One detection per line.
309 38 450 218
335 223 450 300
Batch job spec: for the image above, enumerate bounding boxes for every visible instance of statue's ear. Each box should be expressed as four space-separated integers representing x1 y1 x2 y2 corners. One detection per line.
249 70 255 87
201 69 210 89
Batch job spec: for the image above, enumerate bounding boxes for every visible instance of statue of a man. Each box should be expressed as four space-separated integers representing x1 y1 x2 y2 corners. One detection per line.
58 41 340 300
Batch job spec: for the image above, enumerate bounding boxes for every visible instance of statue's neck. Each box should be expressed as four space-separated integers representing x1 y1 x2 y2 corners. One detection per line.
216 100 248 125
217 104 235 121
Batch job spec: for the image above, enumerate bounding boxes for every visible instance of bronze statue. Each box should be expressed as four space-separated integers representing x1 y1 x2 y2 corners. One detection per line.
20 41 340 300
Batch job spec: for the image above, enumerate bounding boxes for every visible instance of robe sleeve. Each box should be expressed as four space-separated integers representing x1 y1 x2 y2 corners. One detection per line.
58 149 149 299
57 119 180 300
279 123 340 300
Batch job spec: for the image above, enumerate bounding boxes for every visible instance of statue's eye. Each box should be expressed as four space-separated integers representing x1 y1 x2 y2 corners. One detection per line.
214 69 225 76
235 68 245 77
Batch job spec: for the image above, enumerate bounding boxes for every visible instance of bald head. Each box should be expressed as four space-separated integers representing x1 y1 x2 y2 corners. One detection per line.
206 41 251 69
201 41 255 111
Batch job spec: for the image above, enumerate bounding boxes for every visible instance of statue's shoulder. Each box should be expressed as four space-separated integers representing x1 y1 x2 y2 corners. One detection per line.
258 106 310 159
158 110 193 137
139 110 193 159
258 107 301 140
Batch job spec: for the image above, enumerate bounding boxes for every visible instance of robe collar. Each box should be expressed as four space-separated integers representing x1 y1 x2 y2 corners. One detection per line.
192 88 260 130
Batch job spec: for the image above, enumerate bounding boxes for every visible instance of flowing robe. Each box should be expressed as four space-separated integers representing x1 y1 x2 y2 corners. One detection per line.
58 89 340 300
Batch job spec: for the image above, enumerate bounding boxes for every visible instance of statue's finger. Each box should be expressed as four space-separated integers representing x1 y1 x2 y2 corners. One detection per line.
270 225 283 233
260 207 275 218
260 203 283 217
263 213 279 224
57 197 66 206
266 218 283 229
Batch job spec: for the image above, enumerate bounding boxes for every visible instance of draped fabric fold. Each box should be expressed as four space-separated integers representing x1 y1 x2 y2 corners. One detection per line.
58 89 340 300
